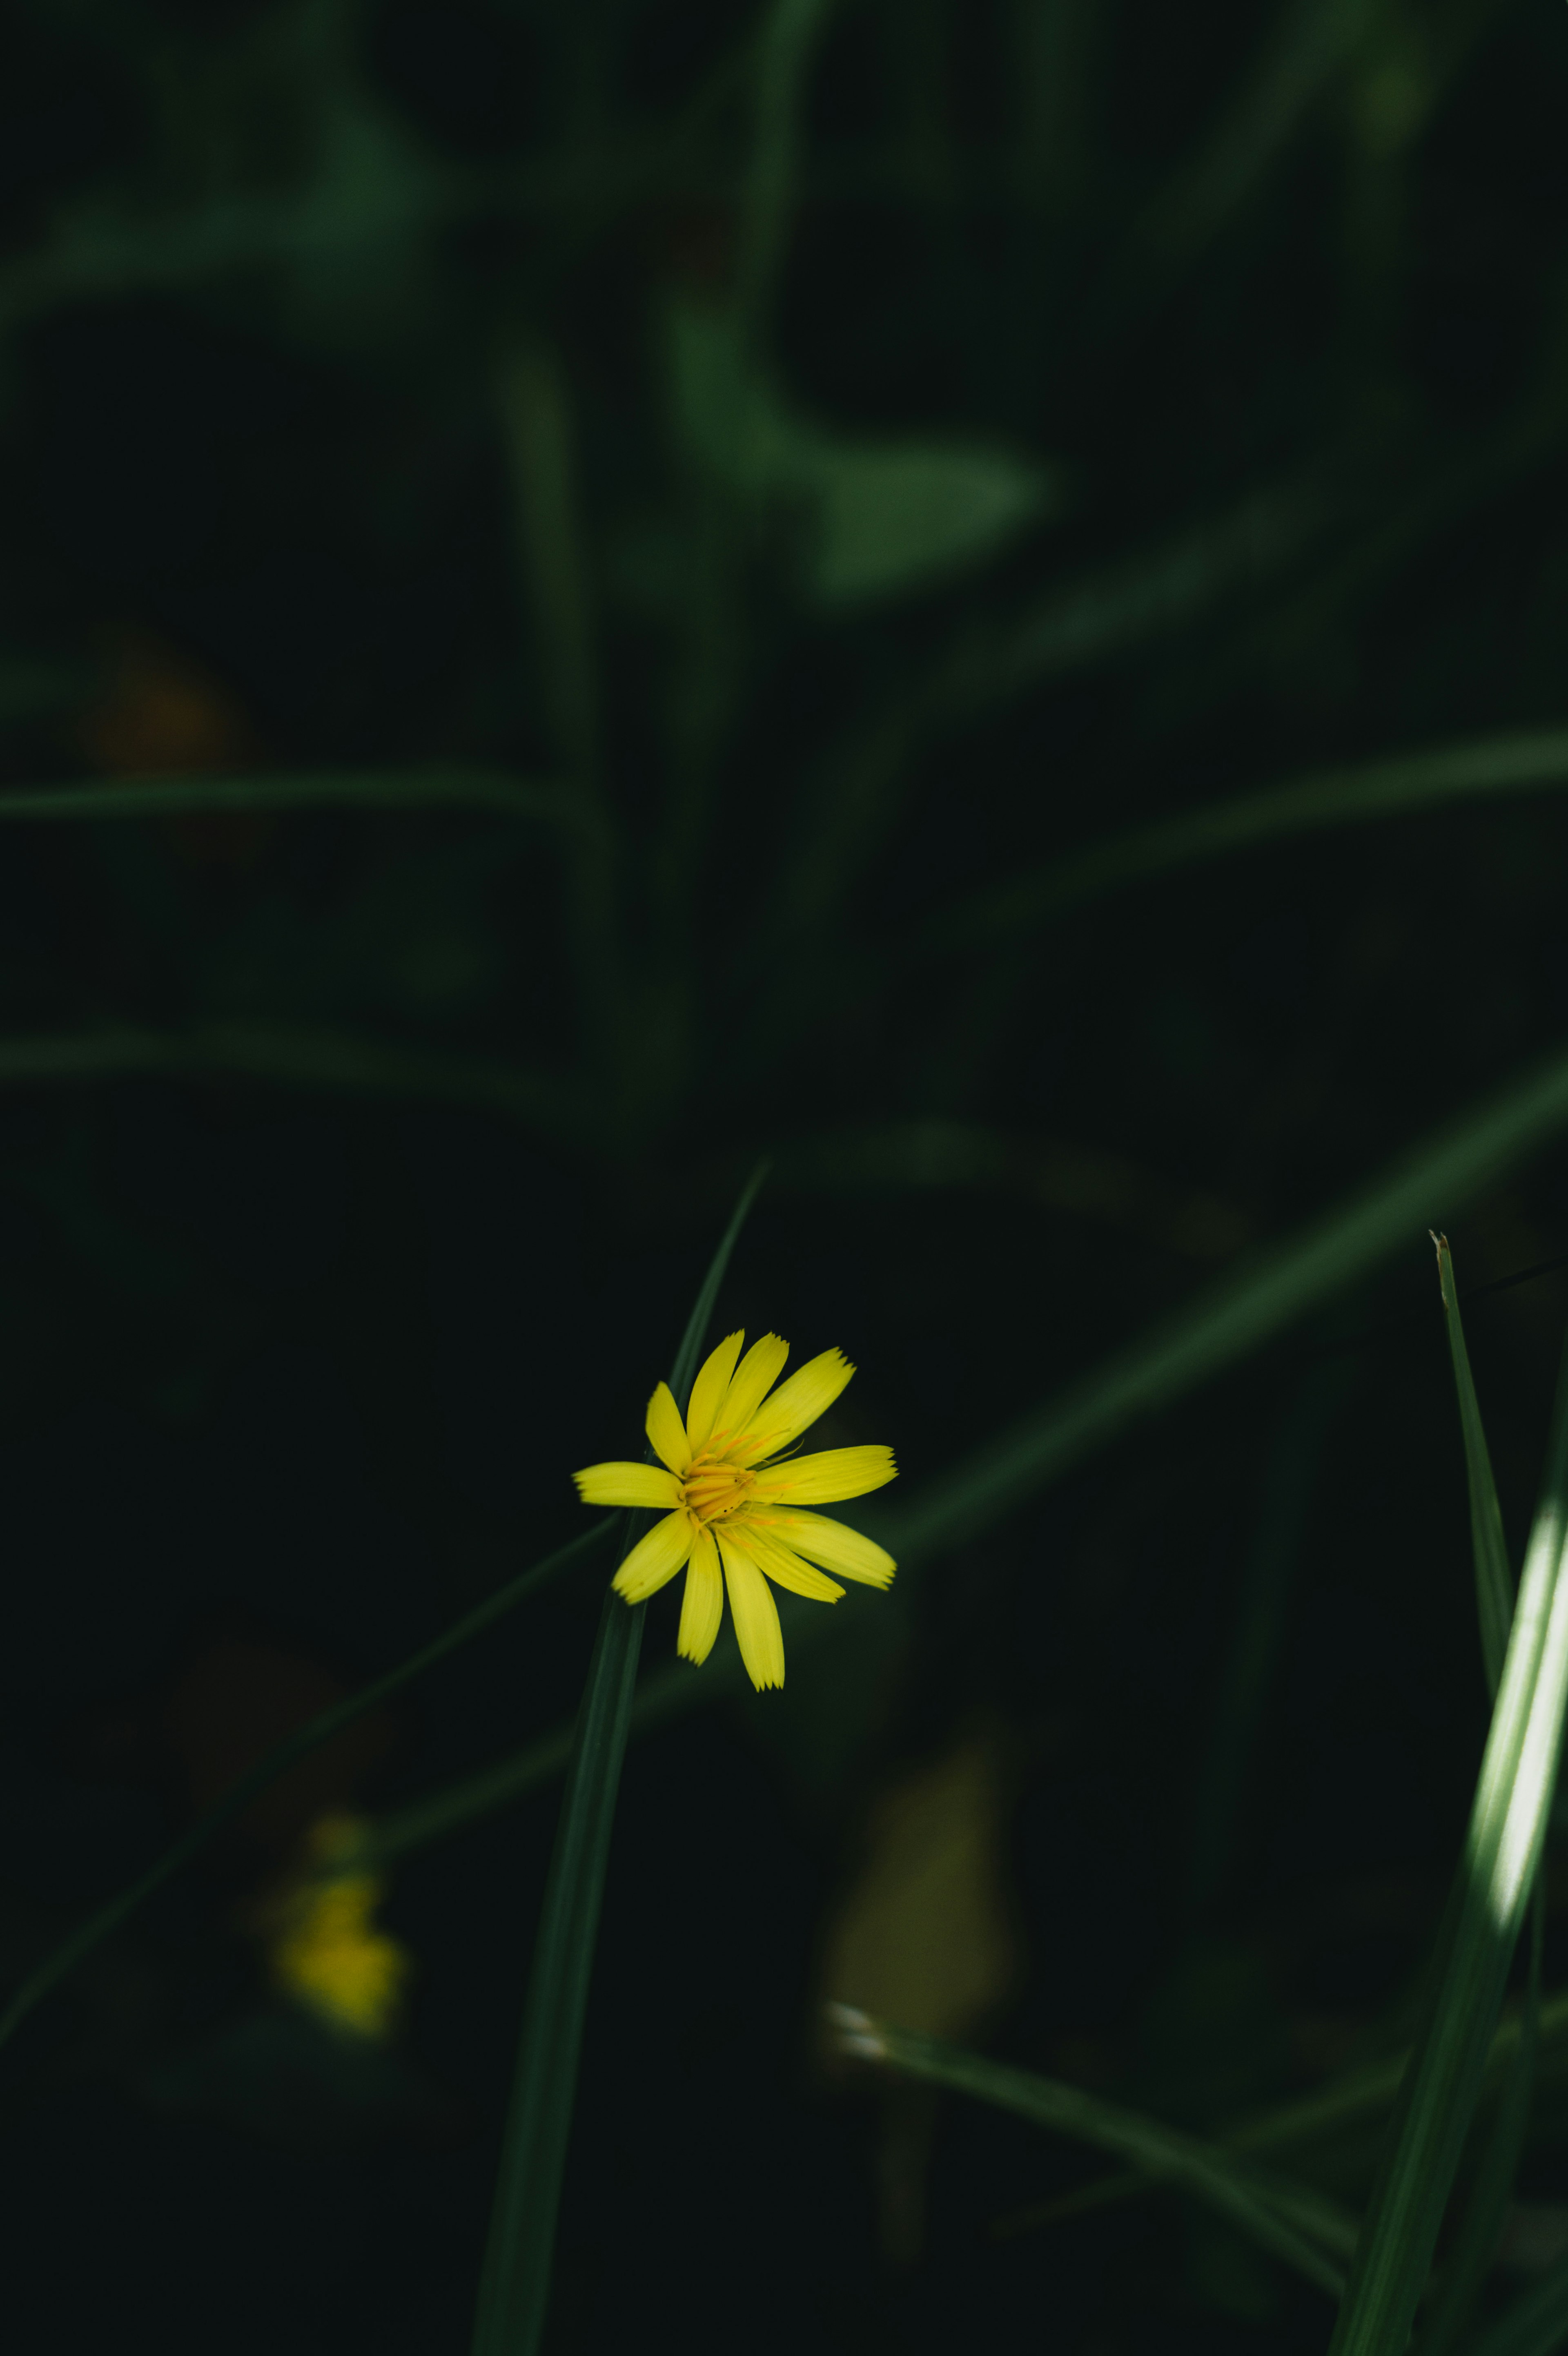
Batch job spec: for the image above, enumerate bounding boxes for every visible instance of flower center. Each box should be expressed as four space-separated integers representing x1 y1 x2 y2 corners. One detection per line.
681 1451 754 1524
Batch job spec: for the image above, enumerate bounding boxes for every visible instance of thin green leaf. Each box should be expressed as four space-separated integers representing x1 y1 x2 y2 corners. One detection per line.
1462 2243 1568 2356
0 1520 616 2053
873 1040 1568 1573
829 2008 1356 2298
0 767 563 823
1325 1335 1568 2356
1436 1231 1516 1695
470 1161 767 2356
927 730 1568 958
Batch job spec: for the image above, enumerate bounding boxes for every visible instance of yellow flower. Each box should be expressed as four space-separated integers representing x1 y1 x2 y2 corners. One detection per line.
267 1814 411 2041
574 1331 897 1691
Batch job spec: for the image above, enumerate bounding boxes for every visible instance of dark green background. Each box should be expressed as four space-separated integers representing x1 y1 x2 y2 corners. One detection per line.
3 2 1568 2349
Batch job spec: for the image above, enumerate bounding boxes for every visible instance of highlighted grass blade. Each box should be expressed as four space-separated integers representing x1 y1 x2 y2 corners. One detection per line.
828 2008 1356 2298
1436 1232 1515 1692
1417 1236 1538 2356
1325 1337 1568 2356
470 1162 767 2356
0 1520 615 2052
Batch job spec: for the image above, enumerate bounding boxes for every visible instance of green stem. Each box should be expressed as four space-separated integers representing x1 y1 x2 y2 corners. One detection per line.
470 1162 767 2356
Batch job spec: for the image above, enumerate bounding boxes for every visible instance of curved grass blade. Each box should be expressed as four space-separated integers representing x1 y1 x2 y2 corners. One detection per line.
1462 2244 1568 2356
0 1023 573 1134
0 767 563 823
877 1040 1568 1572
926 730 1568 959
1325 1334 1568 2356
828 2007 1355 2297
470 1161 768 2356
0 1519 615 2053
1436 1232 1516 1692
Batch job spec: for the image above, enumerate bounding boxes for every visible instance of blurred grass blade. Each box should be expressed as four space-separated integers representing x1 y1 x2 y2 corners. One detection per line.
1435 1231 1515 1693
0 1022 574 1136
1463 2243 1568 2356
992 1974 1568 2245
875 1040 1568 1573
470 1161 767 2356
735 0 837 340
828 2008 1356 2296
0 1520 615 2053
927 730 1568 957
0 767 564 823
1325 1333 1568 2356
1187 1364 1352 1919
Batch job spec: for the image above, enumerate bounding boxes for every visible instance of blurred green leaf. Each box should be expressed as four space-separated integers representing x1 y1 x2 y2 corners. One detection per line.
665 294 1060 607
0 1522 617 2055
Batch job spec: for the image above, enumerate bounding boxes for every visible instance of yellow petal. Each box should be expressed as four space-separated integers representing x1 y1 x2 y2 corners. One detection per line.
645 1381 691 1475
677 1524 724 1664
575 1461 682 1509
613 1509 694 1603
735 1347 855 1462
685 1330 745 1453
717 1535 785 1689
750 1444 898 1506
761 1508 896 1589
714 1333 789 1448
728 1519 844 1603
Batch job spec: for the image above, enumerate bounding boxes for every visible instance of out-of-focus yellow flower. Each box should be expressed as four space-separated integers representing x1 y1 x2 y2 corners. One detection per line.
267 1814 410 2040
575 1331 897 1691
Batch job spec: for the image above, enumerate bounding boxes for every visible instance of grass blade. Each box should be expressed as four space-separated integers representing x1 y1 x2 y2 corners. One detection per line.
828 2007 1356 2297
991 1971 1568 2245
470 1162 767 2356
0 1520 615 2053
0 1022 573 1134
0 767 563 823
1325 1335 1568 2356
925 729 1568 957
875 1040 1568 1573
1435 1232 1515 1693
